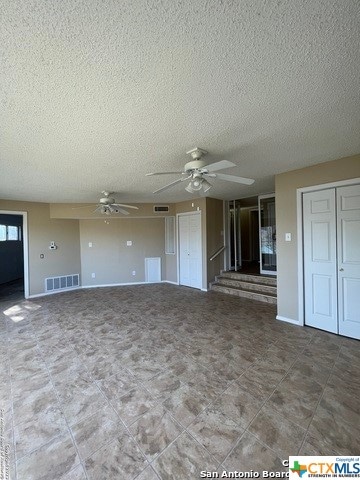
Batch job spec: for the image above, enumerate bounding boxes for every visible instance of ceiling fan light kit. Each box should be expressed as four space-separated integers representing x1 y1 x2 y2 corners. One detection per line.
146 147 255 195
72 191 139 215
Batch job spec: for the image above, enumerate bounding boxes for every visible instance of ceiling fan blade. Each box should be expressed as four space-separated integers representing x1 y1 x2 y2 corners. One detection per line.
112 203 139 210
146 171 185 176
153 177 184 194
204 160 236 172
113 207 130 215
93 206 102 212
215 173 255 185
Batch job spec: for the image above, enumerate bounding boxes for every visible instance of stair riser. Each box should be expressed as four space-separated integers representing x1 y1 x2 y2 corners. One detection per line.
212 285 277 304
220 272 276 286
216 278 276 294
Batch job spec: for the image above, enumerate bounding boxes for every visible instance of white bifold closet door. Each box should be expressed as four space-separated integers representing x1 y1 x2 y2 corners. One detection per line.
303 184 360 340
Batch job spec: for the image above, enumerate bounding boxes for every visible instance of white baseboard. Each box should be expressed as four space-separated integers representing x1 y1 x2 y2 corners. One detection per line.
201 288 208 292
276 315 300 326
82 281 149 288
27 280 193 298
28 286 81 299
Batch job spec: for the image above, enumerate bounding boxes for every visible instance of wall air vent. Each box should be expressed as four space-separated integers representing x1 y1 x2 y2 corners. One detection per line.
45 274 80 292
153 205 169 213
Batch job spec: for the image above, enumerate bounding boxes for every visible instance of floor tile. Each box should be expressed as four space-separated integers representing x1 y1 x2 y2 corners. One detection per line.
2 284 358 479
248 405 307 457
111 386 157 426
84 433 147 480
96 369 138 400
12 385 60 426
162 385 209 427
237 360 287 401
212 383 262 429
130 404 183 461
224 431 285 472
184 368 229 402
16 433 80 480
307 396 360 454
61 463 88 480
14 405 68 459
144 372 183 401
266 372 324 428
187 408 244 463
58 385 109 425
71 405 125 460
134 465 160 480
153 431 217 480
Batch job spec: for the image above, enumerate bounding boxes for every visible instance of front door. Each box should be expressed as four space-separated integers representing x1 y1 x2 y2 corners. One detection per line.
178 212 202 289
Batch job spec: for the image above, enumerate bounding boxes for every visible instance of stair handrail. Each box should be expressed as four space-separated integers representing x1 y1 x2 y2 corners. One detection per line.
209 245 226 261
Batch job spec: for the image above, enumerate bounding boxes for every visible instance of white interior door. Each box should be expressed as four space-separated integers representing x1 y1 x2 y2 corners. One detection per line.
178 213 202 289
337 184 360 339
303 188 338 333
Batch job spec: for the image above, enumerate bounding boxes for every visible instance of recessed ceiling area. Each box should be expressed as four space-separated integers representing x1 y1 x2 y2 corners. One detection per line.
1 0 360 204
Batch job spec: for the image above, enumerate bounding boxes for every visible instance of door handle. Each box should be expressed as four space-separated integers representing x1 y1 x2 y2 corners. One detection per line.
339 268 344 271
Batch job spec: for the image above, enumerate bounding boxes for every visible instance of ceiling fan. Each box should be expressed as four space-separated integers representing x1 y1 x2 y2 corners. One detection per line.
146 148 255 194
73 191 139 215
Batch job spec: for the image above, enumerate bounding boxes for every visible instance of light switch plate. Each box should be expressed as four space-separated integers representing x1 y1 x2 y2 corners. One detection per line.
285 233 292 242
127 240 132 246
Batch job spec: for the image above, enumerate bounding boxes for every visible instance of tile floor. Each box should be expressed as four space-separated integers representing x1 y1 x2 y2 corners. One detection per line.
0 284 359 480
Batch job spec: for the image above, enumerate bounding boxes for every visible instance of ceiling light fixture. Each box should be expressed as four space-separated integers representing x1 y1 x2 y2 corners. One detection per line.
202 178 212 193
185 176 213 194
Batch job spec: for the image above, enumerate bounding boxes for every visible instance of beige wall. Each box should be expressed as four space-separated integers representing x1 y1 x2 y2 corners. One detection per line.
275 154 360 322
50 202 175 219
0 200 81 296
0 196 224 295
206 197 224 285
79 217 166 286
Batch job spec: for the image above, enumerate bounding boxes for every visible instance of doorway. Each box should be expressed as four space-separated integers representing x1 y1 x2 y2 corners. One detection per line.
178 212 202 289
227 196 276 275
258 194 277 274
302 183 360 339
0 211 29 300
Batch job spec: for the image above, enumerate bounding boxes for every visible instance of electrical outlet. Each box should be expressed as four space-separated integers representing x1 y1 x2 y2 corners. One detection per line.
91 273 96 278
132 271 136 276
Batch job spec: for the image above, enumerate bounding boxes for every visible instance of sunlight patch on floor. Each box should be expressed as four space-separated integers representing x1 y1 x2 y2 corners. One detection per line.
3 301 41 322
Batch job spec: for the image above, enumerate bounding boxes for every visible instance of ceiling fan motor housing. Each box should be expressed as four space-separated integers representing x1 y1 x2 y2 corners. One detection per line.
184 160 208 172
100 196 115 205
185 147 208 172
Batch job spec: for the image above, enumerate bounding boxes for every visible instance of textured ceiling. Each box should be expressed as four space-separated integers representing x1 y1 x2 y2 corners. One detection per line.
1 0 360 204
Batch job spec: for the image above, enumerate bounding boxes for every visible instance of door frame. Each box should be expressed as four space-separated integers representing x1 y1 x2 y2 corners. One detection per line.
176 211 203 290
0 210 29 299
296 177 360 327
258 193 277 275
